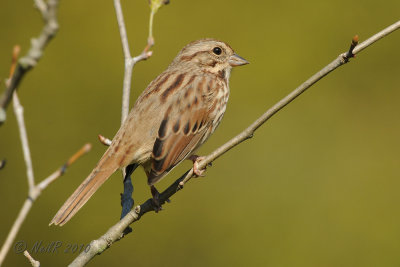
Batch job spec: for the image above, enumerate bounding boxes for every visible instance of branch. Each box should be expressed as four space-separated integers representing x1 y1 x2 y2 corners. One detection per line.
0 141 91 265
0 0 60 125
23 250 40 267
114 0 157 124
13 92 35 190
69 20 400 266
114 0 168 123
36 143 92 191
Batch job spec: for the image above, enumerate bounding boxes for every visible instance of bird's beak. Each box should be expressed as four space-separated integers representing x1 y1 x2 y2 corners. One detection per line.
229 53 249 67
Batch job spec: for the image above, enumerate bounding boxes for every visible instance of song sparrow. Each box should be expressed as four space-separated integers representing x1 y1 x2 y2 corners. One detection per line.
50 39 248 226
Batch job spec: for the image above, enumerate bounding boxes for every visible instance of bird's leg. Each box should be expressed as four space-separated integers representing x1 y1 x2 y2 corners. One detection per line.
120 163 138 221
188 155 207 177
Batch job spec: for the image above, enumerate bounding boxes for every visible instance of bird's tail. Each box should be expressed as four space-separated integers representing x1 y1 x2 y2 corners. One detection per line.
50 153 119 226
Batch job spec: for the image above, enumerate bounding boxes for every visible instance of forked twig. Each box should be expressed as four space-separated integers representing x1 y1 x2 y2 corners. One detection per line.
0 139 91 265
114 0 164 124
0 104 91 266
0 140 91 265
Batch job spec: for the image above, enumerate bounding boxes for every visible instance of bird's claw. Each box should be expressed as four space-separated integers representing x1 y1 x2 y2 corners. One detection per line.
150 185 162 212
189 155 207 177
150 185 170 212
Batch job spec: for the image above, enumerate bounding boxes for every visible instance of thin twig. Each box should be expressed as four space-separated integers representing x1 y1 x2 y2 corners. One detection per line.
0 0 60 125
6 45 21 87
37 143 92 191
0 143 91 265
0 45 21 164
13 92 35 191
70 20 400 266
145 0 170 51
113 0 131 60
0 198 33 266
114 0 133 123
353 20 400 54
114 0 163 124
23 250 40 267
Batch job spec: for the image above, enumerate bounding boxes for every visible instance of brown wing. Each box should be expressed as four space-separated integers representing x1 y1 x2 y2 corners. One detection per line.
147 77 215 185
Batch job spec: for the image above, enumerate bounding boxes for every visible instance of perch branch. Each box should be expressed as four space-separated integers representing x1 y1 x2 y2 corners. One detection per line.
70 19 400 266
0 0 60 125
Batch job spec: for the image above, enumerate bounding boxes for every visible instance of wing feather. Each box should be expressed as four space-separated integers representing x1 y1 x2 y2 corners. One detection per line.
147 76 215 185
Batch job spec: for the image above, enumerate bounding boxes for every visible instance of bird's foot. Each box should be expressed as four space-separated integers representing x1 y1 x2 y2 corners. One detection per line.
188 155 206 177
150 185 164 212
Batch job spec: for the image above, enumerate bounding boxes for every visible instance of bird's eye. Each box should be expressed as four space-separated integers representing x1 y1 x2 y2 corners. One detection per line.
212 47 222 55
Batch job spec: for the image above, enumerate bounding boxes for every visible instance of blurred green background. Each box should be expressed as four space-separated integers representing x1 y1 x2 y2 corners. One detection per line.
1 0 400 266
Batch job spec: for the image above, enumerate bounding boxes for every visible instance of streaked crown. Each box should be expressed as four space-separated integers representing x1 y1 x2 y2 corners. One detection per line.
169 39 248 74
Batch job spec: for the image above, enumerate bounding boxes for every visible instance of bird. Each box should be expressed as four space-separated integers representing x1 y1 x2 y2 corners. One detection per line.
50 39 248 226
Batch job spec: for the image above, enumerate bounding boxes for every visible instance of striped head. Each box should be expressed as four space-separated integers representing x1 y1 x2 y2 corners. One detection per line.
170 39 249 76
